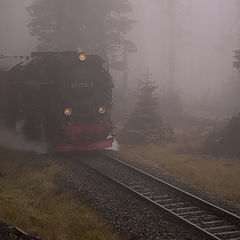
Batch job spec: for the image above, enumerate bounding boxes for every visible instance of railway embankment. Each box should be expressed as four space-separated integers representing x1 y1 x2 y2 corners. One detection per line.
118 144 240 206
1 146 239 240
115 115 240 206
56 152 211 240
0 147 120 240
79 152 240 240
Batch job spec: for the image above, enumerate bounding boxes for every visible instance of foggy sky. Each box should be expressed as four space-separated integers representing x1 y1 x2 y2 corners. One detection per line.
0 0 37 55
0 0 240 108
128 0 240 102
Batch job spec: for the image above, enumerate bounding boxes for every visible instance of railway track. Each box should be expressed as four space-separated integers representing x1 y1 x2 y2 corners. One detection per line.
71 151 240 240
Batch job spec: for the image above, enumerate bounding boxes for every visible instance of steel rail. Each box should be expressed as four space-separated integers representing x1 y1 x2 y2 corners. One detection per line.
100 152 240 225
69 152 240 240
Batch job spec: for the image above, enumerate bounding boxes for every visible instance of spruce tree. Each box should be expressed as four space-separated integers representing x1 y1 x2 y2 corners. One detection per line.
26 0 134 57
233 50 240 71
119 69 174 144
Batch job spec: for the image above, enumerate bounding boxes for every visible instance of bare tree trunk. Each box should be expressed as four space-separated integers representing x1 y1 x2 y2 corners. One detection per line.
123 40 128 92
167 0 176 94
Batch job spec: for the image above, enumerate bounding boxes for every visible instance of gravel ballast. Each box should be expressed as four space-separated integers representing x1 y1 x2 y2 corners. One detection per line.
56 152 212 240
106 150 240 216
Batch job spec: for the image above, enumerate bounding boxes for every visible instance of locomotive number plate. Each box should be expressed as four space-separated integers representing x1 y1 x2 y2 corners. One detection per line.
71 82 94 88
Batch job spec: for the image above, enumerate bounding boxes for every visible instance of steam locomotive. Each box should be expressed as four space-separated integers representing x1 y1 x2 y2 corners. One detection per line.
0 52 114 151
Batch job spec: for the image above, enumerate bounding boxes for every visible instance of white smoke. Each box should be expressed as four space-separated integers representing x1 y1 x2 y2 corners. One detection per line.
106 136 119 151
0 121 48 154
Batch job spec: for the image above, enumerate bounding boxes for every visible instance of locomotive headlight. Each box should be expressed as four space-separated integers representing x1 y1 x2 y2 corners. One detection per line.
98 106 105 114
79 53 86 61
64 108 72 116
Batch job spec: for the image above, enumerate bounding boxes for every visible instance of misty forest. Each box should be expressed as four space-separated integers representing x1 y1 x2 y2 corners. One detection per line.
0 1 240 240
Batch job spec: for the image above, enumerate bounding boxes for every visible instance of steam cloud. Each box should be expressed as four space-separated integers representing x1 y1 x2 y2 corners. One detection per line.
0 121 47 154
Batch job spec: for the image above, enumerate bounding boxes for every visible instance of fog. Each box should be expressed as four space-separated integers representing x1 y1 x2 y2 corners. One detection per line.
127 0 240 114
0 0 37 55
0 0 240 116
0 125 47 153
1 2 240 237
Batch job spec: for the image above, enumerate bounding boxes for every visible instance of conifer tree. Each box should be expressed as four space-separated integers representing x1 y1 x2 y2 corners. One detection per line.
26 0 134 57
119 69 174 144
233 50 240 71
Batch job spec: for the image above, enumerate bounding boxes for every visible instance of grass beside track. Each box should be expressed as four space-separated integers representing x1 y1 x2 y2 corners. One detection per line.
0 147 120 240
120 144 240 204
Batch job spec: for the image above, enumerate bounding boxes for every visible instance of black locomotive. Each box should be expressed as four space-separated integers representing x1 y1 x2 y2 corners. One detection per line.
0 52 114 151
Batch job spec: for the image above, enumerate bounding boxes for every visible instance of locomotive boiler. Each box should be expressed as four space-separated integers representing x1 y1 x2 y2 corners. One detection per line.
0 52 114 151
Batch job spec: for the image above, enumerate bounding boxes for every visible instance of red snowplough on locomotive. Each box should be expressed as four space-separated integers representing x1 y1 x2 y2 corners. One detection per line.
0 52 114 151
